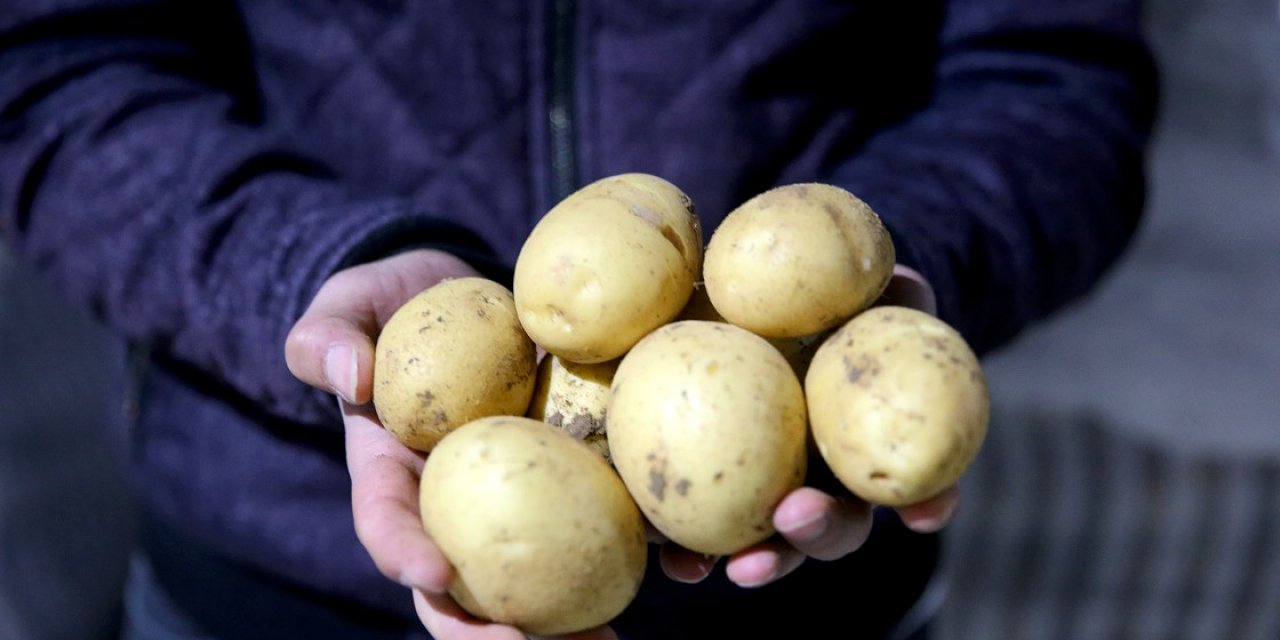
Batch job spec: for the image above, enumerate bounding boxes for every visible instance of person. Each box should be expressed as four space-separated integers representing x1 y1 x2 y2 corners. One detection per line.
0 1 1158 638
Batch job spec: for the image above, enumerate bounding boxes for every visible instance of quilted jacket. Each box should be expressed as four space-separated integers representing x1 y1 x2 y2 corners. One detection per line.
0 1 1157 637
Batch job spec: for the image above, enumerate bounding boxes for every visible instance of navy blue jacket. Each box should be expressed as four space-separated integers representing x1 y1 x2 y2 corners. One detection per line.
0 1 1157 637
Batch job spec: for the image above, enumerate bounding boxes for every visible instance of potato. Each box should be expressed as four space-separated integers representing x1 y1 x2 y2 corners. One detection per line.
373 278 537 452
678 283 830 380
527 355 619 462
419 416 647 635
607 320 808 555
703 183 895 338
514 173 702 363
804 306 989 506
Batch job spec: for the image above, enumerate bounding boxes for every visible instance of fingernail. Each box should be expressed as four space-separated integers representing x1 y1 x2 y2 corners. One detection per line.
674 554 717 583
695 553 717 575
325 344 357 403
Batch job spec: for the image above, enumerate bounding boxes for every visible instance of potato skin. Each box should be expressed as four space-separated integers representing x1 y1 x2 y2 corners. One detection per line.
607 320 808 555
704 183 895 338
372 278 537 452
513 173 702 363
527 355 619 462
419 416 647 636
679 283 830 380
805 306 989 506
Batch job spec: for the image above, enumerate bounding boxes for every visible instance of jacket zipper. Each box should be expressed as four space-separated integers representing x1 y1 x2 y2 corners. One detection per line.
547 0 578 203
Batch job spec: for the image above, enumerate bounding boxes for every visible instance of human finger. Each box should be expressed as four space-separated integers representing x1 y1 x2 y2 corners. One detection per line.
720 485 873 588
658 544 718 584
413 590 620 640
875 264 937 315
344 399 452 592
894 484 960 534
285 307 376 404
722 540 807 588
413 590 526 640
772 486 873 561
285 249 478 403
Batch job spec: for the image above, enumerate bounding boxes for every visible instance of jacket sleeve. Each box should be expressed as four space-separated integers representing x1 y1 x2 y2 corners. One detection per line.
828 0 1159 355
0 1 496 427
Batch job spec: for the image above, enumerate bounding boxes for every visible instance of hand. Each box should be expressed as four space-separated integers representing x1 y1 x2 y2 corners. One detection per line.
285 249 613 639
658 265 962 587
285 249 472 593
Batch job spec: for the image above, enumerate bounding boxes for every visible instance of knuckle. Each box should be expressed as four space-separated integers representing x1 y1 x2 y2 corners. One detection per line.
285 321 327 355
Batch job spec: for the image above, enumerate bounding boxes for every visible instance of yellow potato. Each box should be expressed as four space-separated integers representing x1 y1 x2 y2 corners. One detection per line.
514 173 702 363
679 283 830 380
607 320 808 555
372 278 537 452
527 355 619 462
419 416 647 635
805 306 989 506
704 183 895 338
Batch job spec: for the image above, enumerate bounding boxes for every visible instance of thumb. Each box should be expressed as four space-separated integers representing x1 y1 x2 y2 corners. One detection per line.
285 249 481 404
285 282 379 404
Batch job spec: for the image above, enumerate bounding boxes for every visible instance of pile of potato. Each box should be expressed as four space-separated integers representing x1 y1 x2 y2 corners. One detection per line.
371 174 989 635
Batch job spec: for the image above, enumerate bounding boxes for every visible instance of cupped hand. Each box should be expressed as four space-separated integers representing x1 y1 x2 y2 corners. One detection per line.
286 249 475 590
285 249 610 639
659 265 962 587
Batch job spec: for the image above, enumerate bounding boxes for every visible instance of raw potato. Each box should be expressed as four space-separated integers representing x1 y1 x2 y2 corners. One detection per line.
678 283 830 380
607 320 808 555
419 416 647 635
527 355 619 462
704 183 895 338
514 173 702 363
805 306 989 506
373 278 537 452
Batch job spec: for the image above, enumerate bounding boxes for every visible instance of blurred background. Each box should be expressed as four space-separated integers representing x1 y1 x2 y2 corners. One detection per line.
1 0 1277 638
936 0 1280 638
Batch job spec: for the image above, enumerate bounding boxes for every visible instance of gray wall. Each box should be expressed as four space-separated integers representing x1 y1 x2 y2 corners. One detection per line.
938 3 1280 637
0 249 134 640
983 0 1280 456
